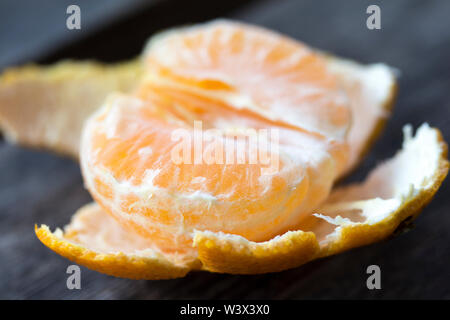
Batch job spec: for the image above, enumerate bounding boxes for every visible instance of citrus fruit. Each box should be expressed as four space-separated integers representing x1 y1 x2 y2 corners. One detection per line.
1 20 446 279
80 21 356 259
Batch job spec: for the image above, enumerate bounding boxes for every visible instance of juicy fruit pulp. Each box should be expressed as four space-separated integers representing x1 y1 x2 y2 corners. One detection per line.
80 21 352 256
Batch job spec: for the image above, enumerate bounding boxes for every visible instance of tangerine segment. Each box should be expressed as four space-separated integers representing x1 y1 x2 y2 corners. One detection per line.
35 203 193 280
81 93 344 256
0 60 142 158
144 20 351 140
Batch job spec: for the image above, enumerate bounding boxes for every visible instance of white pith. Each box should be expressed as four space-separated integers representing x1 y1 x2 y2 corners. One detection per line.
313 123 441 244
326 58 396 174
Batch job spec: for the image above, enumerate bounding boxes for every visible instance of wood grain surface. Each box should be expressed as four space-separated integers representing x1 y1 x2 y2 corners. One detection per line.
0 0 449 299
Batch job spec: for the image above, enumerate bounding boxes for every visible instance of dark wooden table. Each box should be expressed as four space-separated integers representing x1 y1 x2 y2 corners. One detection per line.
1 0 449 299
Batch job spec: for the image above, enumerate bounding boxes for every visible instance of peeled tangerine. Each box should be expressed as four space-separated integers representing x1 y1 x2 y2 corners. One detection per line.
0 21 447 279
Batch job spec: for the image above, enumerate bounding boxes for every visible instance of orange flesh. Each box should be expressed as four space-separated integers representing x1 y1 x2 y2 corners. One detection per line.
80 21 351 256
144 22 350 139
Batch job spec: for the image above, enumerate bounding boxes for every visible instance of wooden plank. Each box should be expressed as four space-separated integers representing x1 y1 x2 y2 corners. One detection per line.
1 0 449 299
0 0 153 70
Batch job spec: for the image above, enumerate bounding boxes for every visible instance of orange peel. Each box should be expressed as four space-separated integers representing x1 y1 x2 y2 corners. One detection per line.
35 203 193 280
193 230 319 274
313 123 449 257
0 60 142 158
